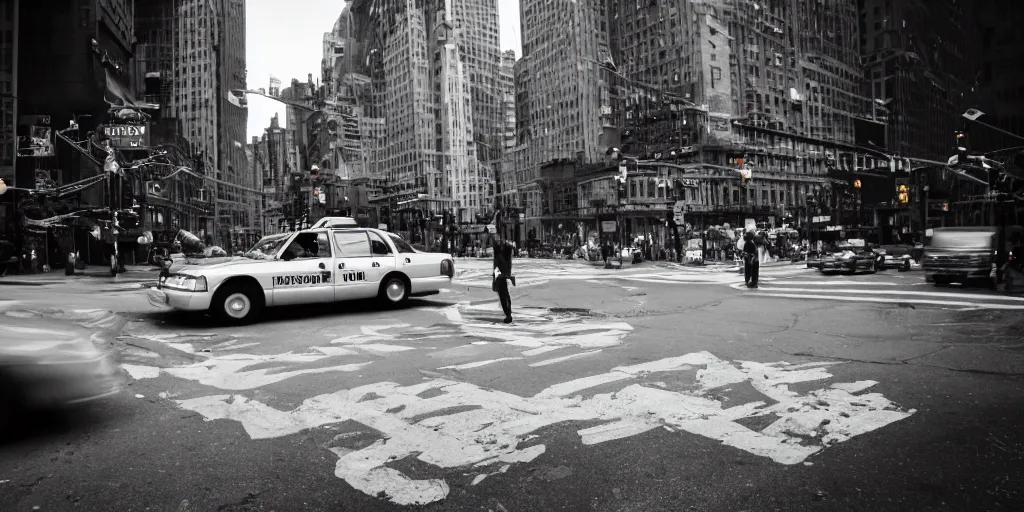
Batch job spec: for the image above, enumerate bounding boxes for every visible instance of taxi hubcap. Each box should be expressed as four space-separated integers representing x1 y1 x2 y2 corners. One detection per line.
386 280 405 302
224 293 251 318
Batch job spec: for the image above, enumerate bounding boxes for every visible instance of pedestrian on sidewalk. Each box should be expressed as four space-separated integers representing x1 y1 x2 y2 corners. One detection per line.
488 228 516 324
743 230 759 288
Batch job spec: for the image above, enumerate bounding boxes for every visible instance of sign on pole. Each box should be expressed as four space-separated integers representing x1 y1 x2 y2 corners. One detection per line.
103 124 150 149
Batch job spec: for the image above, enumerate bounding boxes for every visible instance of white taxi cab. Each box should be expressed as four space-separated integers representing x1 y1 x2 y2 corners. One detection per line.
147 223 455 324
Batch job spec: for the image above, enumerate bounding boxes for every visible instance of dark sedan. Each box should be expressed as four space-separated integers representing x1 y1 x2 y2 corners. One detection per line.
819 243 879 274
873 243 920 271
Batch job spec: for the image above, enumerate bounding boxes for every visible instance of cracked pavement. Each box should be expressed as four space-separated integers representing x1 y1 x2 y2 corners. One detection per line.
1 262 1023 510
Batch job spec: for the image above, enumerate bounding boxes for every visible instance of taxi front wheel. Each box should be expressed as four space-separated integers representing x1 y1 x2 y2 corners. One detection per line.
379 275 409 306
212 283 262 324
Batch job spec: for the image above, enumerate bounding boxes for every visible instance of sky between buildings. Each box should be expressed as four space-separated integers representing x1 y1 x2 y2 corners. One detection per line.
245 0 523 140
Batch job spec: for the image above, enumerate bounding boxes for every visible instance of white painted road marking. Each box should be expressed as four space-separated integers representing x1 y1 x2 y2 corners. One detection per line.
731 280 1024 310
176 351 914 506
528 349 602 367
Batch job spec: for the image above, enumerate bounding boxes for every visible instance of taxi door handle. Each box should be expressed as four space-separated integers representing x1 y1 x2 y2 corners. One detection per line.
319 262 326 270
372 262 380 267
404 258 411 263
338 262 345 270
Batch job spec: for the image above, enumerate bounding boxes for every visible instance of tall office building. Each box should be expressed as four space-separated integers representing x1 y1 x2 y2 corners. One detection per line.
973 0 1024 152
516 0 614 223
262 114 288 232
215 0 253 244
279 78 315 175
496 50 517 206
135 0 254 244
450 0 502 171
339 0 499 222
518 0 614 166
0 0 16 200
174 0 220 181
859 0 978 160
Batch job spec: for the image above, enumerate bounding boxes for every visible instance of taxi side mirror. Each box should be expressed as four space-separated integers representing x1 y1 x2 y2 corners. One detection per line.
281 250 296 261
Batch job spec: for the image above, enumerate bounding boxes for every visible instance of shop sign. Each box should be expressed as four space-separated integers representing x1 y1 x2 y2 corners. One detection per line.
601 220 617 233
104 124 150 149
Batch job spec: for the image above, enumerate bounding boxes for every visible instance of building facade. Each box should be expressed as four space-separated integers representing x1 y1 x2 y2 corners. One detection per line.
215 0 256 250
261 114 287 233
333 0 501 224
496 49 517 207
515 0 615 238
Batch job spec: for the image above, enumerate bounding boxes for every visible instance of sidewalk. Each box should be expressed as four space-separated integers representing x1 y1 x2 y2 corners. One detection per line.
0 265 159 286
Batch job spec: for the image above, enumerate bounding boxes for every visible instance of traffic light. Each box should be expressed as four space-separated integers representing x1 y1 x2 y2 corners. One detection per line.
310 165 320 178
941 202 949 212
897 183 910 204
853 179 862 189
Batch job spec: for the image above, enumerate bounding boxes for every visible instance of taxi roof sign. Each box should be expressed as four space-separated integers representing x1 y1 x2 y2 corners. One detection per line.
311 217 358 228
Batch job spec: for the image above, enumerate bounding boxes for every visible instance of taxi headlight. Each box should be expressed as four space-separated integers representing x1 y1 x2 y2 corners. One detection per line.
162 274 208 292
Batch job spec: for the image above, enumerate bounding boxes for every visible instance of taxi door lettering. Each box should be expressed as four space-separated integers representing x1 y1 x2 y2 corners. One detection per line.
342 271 366 283
274 273 330 287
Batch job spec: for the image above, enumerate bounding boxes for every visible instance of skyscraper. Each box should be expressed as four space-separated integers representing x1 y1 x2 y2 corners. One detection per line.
338 0 501 222
515 0 614 228
135 0 254 245
859 0 978 160
216 0 253 245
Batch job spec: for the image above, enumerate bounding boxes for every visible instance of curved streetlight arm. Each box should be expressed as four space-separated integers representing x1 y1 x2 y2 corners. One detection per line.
232 89 320 113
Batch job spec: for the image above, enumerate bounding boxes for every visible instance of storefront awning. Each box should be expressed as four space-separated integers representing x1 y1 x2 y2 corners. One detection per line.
104 70 138 107
104 70 159 110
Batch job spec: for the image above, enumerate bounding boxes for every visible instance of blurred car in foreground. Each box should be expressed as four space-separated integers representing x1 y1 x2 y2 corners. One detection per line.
0 322 123 435
924 226 1023 288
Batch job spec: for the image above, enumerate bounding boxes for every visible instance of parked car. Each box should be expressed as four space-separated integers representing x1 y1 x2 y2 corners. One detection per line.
924 226 1023 288
148 224 455 324
819 241 879 274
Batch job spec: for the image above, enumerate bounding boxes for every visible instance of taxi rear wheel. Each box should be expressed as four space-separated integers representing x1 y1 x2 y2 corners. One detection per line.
212 284 262 324
379 274 409 306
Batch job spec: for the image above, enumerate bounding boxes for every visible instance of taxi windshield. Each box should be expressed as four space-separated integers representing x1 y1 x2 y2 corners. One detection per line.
244 235 290 260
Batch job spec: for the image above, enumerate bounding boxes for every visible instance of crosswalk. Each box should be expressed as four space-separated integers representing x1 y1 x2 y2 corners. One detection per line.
452 257 807 288
729 271 1024 310
453 258 1024 310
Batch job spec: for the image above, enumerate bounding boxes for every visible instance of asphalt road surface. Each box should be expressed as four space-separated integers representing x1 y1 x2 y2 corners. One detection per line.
1 259 1023 511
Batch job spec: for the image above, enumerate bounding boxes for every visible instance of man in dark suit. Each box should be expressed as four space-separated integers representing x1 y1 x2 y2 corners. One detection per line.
489 229 515 324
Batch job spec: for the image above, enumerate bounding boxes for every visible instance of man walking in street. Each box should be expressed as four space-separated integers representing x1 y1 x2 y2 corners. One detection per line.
488 228 515 323
743 230 759 288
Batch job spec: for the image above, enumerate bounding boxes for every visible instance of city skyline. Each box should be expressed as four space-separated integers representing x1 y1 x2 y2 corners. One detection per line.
245 0 523 139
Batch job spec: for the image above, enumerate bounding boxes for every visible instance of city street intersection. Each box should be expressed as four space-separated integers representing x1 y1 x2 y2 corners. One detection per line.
1 259 1023 510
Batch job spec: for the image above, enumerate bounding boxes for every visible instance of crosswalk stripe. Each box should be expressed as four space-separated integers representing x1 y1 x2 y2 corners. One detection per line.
743 283 1024 302
753 292 1024 310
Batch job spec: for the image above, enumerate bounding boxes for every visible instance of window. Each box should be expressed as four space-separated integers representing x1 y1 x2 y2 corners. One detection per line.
284 232 331 259
388 233 417 254
369 232 393 255
332 231 371 257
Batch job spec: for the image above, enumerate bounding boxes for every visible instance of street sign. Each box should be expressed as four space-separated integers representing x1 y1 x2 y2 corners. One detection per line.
601 221 617 233
104 124 150 149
